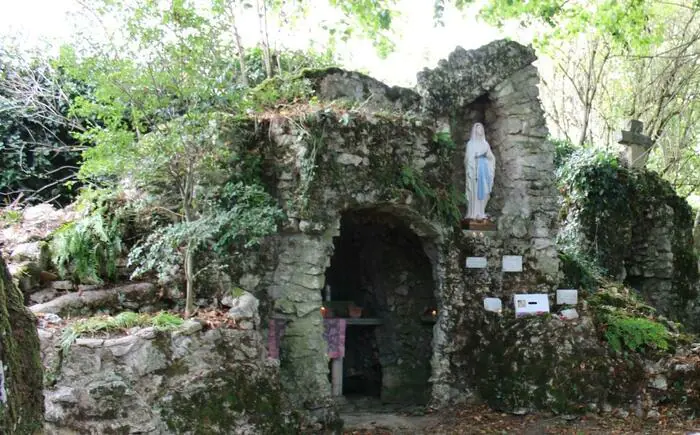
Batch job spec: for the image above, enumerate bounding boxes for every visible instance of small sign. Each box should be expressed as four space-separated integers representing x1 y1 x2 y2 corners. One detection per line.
502 255 523 272
556 289 578 305
466 257 488 269
484 297 502 313
560 308 579 320
514 294 549 318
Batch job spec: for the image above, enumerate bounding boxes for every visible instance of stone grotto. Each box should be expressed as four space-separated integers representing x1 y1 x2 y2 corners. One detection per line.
2 39 699 433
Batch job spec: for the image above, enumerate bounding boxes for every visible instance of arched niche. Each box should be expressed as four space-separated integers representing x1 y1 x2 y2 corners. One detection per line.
323 208 439 405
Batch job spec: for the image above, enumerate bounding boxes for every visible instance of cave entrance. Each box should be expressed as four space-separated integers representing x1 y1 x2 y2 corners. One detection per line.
324 209 437 405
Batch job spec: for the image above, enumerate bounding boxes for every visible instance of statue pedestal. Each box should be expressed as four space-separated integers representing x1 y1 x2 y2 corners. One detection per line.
461 219 497 231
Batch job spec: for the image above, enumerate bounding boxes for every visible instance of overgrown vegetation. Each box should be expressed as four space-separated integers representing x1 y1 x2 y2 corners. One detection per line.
393 131 462 227
555 145 698 349
604 315 670 353
60 311 184 353
0 45 84 206
398 165 462 227
587 285 677 354
557 146 698 302
50 189 131 284
57 0 299 316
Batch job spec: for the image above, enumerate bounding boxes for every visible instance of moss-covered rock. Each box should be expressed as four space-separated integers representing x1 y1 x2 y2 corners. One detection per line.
558 149 699 330
43 324 298 434
0 255 44 433
467 311 645 414
161 370 298 434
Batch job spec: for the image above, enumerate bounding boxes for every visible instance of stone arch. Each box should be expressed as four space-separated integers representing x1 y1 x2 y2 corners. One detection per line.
269 202 446 409
323 205 441 404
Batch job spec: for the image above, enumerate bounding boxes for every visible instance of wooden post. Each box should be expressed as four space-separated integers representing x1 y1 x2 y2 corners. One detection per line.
331 357 343 397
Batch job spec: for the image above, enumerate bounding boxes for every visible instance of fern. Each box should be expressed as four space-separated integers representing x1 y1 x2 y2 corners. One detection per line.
50 189 127 284
604 314 670 353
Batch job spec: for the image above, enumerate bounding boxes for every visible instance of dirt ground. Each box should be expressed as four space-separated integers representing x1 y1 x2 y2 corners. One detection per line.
341 405 700 434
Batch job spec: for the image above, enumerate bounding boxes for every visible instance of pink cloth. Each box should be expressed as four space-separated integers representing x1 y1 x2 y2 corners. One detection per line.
267 318 287 360
323 318 347 359
267 317 347 360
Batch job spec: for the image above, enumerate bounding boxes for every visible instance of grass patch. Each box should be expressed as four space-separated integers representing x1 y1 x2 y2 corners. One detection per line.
60 311 184 353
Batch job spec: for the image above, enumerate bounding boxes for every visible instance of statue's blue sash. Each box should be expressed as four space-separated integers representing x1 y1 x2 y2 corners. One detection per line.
476 153 491 200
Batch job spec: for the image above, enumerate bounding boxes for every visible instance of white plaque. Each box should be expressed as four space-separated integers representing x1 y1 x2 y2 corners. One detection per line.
560 308 579 320
514 293 549 318
466 257 487 269
502 255 523 272
556 289 578 305
484 297 502 313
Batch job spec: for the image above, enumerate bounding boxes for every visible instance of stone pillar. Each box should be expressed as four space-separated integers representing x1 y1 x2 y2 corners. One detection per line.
269 232 335 411
618 120 653 169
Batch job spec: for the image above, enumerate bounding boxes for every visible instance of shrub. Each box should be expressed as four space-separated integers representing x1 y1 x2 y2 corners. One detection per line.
603 314 670 353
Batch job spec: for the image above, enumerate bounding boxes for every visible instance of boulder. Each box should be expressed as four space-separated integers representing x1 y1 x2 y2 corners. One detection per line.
10 241 50 269
42 325 298 434
9 261 43 294
29 288 59 305
1 204 75 258
223 291 260 326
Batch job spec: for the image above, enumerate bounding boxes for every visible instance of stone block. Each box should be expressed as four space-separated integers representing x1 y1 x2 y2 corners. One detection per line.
336 153 364 166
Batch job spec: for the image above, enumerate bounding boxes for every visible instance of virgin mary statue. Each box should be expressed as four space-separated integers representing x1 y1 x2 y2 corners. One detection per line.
464 122 496 220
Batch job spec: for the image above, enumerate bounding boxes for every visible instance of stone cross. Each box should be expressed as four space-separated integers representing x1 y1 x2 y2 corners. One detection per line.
618 120 653 169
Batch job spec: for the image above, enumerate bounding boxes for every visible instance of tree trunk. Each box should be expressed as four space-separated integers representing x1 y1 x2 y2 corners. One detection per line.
0 255 43 433
694 208 700 257
228 6 249 87
184 243 195 318
256 0 273 78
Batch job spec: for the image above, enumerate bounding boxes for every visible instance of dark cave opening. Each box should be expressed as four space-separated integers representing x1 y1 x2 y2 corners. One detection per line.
324 209 437 403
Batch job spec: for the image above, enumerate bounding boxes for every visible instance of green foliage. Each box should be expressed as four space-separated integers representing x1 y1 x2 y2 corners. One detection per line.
443 0 665 51
291 124 325 216
50 189 129 284
558 249 604 291
60 1 305 315
551 137 577 169
588 285 673 354
60 311 184 353
432 131 456 150
326 0 397 57
398 165 462 227
246 74 315 111
557 148 632 277
0 47 84 205
399 166 433 201
128 181 283 284
603 314 670 353
241 46 337 87
557 146 698 312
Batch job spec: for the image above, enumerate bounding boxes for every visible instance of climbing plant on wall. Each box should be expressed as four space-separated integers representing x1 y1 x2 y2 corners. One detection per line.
557 147 699 310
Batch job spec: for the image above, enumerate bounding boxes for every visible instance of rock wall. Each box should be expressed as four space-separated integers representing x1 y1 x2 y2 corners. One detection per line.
559 157 699 331
624 174 699 330
42 322 298 434
258 39 562 411
265 110 449 410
